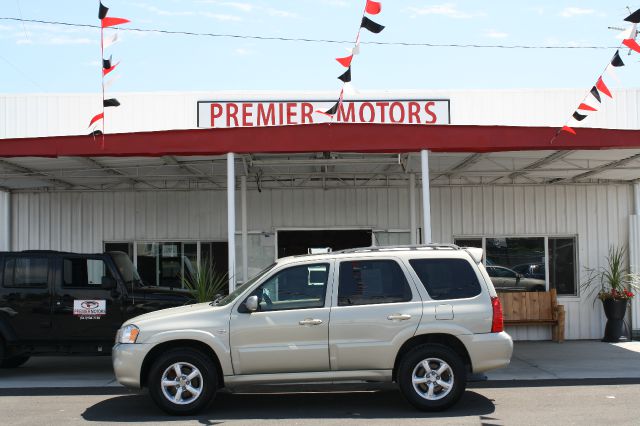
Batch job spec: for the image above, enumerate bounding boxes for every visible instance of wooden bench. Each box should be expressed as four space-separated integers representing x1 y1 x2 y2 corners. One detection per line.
498 289 566 343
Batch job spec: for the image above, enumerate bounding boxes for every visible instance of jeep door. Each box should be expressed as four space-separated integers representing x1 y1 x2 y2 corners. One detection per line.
0 253 54 341
52 255 124 343
328 258 422 371
229 261 332 374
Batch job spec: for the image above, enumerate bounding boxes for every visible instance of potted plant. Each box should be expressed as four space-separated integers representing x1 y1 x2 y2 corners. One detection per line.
181 262 229 304
582 246 638 342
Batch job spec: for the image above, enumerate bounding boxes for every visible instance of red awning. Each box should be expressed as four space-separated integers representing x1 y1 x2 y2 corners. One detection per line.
0 124 638 157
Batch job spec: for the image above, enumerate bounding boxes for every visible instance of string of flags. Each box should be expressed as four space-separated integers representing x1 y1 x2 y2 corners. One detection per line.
89 1 130 141
558 8 640 137
318 0 384 117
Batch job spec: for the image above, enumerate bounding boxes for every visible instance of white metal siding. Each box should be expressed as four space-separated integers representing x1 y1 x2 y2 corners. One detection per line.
2 89 640 139
10 188 410 250
9 183 632 340
430 184 633 340
0 191 9 251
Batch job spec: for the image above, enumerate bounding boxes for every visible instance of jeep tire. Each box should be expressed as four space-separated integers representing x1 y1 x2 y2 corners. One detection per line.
397 343 466 411
148 348 217 415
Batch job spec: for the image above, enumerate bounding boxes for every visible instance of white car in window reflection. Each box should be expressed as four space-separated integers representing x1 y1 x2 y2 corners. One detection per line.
485 265 546 292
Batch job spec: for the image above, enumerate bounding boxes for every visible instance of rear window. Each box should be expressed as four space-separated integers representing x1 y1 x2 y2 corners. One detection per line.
409 258 481 300
2 257 49 288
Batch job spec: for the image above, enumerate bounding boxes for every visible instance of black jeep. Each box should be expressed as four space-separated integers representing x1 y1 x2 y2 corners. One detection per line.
0 250 195 367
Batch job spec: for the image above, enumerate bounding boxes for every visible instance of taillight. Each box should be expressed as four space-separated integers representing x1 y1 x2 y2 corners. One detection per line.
491 296 504 333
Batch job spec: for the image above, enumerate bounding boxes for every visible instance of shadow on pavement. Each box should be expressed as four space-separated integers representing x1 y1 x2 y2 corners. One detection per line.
81 390 495 423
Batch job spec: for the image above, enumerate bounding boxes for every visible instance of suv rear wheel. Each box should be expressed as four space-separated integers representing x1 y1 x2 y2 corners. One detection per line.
397 343 466 411
148 348 218 415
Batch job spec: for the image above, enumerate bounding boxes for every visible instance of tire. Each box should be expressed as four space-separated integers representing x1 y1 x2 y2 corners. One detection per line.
397 343 467 411
0 355 30 368
148 348 218 415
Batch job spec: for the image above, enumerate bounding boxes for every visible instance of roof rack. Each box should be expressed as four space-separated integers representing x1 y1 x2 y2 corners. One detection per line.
333 244 460 255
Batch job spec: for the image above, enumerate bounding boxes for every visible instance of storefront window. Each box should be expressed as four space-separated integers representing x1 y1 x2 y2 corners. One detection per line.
104 241 227 288
548 238 577 296
454 236 577 296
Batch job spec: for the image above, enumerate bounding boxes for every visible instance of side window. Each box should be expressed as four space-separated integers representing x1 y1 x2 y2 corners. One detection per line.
2 257 49 288
63 257 113 288
250 263 329 312
338 260 412 306
409 258 481 300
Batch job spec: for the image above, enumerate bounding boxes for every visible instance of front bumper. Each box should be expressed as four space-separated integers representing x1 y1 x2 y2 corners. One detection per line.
459 331 513 373
112 343 152 389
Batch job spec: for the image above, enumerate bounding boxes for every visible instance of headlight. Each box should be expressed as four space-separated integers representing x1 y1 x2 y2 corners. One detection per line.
117 324 140 344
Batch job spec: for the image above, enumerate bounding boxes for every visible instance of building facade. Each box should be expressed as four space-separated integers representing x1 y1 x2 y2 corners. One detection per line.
2 89 640 340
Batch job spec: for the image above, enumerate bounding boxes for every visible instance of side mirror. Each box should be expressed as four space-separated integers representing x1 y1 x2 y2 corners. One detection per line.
516 273 522 281
101 276 117 290
244 295 259 312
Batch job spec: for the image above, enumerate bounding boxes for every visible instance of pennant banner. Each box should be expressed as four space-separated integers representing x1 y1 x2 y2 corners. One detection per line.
572 112 587 121
555 9 640 139
99 2 109 20
103 62 119 77
89 1 129 139
625 9 640 23
365 0 381 15
577 103 597 111
338 67 352 83
596 76 612 98
361 16 385 33
322 0 385 117
89 112 104 127
336 54 353 68
623 38 640 53
611 50 625 67
102 17 130 28
103 98 120 107
103 32 119 49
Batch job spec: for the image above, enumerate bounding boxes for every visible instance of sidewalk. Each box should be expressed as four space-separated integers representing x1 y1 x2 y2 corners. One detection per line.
486 340 640 381
1 340 639 388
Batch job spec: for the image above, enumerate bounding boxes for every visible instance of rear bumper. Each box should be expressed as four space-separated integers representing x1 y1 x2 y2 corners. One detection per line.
459 332 513 373
112 343 151 389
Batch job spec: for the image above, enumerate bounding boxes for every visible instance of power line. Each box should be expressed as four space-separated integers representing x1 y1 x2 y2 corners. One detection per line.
0 16 622 50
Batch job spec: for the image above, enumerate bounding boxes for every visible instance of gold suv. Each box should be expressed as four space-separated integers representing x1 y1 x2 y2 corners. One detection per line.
113 245 513 415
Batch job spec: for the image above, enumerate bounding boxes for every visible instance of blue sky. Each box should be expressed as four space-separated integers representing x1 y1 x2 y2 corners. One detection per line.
1 1 640 93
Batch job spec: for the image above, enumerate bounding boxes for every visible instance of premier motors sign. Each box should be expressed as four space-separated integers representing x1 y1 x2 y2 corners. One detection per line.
197 100 450 128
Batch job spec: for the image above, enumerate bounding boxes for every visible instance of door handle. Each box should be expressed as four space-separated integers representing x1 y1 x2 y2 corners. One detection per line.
299 318 323 326
387 314 412 321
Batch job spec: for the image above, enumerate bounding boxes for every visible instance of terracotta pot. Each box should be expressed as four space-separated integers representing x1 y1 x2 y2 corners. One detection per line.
601 298 628 342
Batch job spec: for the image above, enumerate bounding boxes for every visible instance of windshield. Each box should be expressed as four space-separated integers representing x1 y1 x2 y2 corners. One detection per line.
110 251 143 287
215 263 277 306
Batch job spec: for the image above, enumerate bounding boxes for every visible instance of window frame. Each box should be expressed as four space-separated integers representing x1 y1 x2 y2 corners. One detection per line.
245 261 332 313
409 257 483 301
336 258 415 307
2 255 50 289
454 235 579 297
61 255 114 290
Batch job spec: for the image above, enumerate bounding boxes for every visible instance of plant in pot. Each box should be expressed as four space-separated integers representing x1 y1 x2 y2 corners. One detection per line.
581 246 638 342
181 262 229 304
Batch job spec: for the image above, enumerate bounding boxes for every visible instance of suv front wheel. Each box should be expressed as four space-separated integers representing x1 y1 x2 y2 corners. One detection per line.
397 343 466 411
148 348 218 415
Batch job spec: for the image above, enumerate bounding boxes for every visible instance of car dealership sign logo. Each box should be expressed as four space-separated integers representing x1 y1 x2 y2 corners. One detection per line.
197 100 450 128
73 300 106 319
